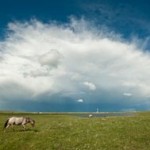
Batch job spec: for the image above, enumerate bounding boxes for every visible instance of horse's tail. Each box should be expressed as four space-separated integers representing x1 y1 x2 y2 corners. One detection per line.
4 119 9 129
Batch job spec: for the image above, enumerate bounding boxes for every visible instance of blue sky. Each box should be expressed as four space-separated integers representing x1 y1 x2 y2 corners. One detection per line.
1 0 150 112
1 0 150 38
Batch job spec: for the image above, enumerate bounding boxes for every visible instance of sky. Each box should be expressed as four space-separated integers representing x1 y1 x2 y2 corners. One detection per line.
1 0 150 112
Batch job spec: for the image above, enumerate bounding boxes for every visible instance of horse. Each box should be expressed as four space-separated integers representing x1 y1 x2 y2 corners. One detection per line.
4 116 35 130
89 114 93 118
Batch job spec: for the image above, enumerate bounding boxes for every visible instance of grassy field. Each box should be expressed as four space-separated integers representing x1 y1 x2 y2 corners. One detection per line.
0 112 150 150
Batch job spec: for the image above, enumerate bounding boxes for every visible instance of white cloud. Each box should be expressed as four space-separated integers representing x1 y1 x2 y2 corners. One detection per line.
123 93 132 97
83 81 96 91
77 99 84 103
1 18 150 109
39 49 62 68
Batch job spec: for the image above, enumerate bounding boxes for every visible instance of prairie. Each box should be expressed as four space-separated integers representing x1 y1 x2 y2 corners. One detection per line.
0 112 150 150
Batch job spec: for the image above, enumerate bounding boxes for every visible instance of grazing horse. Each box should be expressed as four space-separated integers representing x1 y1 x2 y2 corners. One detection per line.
89 114 93 118
4 116 35 130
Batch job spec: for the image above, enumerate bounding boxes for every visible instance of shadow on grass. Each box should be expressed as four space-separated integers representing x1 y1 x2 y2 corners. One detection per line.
3 128 39 133
18 128 39 132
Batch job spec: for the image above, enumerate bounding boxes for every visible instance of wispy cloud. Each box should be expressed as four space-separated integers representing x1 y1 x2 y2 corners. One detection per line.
81 1 150 38
123 93 132 97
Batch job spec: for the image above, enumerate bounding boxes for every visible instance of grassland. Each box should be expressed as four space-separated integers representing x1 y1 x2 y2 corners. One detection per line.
0 112 150 150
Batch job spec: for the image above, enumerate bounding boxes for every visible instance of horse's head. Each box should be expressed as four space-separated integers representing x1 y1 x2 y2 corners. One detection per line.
26 117 35 127
31 119 35 127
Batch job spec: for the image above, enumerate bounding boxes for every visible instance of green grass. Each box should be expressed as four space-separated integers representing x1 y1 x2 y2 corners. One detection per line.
0 112 150 150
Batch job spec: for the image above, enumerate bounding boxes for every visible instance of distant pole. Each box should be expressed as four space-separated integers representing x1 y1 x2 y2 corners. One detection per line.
96 108 99 113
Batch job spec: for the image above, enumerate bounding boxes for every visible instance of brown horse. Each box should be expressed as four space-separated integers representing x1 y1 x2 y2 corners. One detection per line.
4 116 35 130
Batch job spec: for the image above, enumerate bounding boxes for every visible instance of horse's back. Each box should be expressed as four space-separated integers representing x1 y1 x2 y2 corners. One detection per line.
8 116 24 125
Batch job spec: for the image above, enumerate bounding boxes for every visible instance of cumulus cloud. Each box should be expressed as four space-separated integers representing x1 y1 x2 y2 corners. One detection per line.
77 99 84 103
83 81 96 91
39 49 62 68
1 18 150 111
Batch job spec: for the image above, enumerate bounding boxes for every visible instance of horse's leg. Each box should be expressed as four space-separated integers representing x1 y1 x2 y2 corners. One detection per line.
7 124 14 131
22 124 26 130
11 124 15 131
3 124 10 132
5 124 10 129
